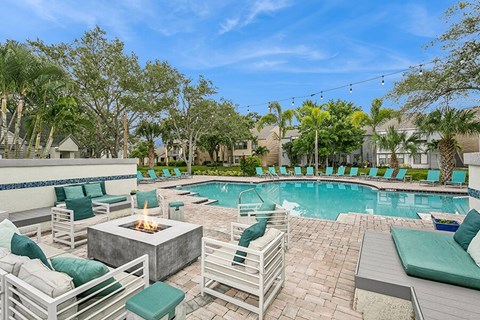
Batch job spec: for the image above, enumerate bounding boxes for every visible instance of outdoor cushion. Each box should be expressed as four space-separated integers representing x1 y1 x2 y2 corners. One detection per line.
467 231 480 267
99 181 107 195
454 209 480 250
64 185 85 199
54 186 67 202
256 200 275 221
0 249 31 276
93 194 127 204
18 259 77 319
126 281 184 320
136 190 159 209
11 233 52 269
51 257 122 298
66 196 95 221
391 227 480 290
233 219 267 264
84 183 104 198
0 219 20 251
245 228 283 274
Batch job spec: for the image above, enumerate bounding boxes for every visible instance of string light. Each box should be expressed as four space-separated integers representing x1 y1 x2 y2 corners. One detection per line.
291 97 295 107
419 64 423 76
349 84 353 93
381 75 385 86
320 91 323 100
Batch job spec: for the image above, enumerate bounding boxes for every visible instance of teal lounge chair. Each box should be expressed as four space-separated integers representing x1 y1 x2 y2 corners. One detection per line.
174 167 191 179
376 168 394 180
387 168 407 182
280 166 291 176
269 167 279 178
334 167 345 177
148 169 164 182
362 167 378 180
162 169 176 180
294 167 303 177
420 170 440 186
256 167 268 178
348 167 359 178
306 167 314 177
445 170 466 187
322 167 333 176
137 171 154 184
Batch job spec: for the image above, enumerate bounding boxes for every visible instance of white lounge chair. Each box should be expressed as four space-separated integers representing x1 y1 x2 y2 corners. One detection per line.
130 190 166 218
201 223 285 320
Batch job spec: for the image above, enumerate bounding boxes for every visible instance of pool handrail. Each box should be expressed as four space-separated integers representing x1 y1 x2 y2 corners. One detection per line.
238 188 264 204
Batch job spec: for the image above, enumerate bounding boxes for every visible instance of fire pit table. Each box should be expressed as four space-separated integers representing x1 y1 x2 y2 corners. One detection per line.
88 215 203 281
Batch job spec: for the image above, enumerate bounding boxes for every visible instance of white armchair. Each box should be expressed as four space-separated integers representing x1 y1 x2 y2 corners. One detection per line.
201 223 285 320
130 191 165 218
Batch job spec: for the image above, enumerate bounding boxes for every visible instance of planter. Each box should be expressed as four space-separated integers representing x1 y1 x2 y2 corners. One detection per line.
431 216 460 232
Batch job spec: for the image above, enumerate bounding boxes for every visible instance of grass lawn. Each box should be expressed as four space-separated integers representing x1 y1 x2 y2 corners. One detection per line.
138 165 467 181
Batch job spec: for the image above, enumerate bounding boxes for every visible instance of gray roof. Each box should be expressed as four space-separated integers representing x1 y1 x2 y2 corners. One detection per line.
252 125 279 140
284 129 300 138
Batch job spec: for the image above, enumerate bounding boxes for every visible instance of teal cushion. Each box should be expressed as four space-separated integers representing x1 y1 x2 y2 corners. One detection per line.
392 227 480 290
454 209 480 250
66 196 95 221
137 190 159 209
11 233 51 270
84 183 104 198
233 219 267 264
54 186 66 202
93 195 127 204
0 219 20 251
126 282 185 320
259 200 276 211
64 185 85 199
168 201 184 208
99 181 107 195
51 257 122 298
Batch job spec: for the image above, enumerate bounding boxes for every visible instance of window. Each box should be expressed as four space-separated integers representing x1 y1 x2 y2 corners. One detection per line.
235 141 248 150
252 141 258 150
413 154 428 164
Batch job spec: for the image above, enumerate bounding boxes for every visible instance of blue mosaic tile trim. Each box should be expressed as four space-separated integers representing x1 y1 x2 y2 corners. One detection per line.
0 174 136 191
469 187 480 199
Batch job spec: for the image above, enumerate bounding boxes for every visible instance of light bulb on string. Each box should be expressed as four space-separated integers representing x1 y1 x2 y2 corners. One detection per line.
320 91 323 100
349 84 352 93
291 97 295 107
419 64 423 76
381 75 385 86
247 105 250 113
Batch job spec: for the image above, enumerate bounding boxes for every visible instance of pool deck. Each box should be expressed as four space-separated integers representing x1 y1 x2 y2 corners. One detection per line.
30 175 469 320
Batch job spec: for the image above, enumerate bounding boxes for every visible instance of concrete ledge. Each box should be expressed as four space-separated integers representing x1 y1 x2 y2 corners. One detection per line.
464 152 480 165
0 158 138 167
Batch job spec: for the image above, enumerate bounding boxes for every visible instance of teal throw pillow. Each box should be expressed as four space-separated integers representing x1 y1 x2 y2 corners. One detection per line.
99 181 107 195
136 190 159 209
64 185 85 199
54 186 66 202
51 257 122 298
66 196 95 221
11 233 51 270
84 183 104 198
233 219 267 264
259 200 276 211
454 209 480 250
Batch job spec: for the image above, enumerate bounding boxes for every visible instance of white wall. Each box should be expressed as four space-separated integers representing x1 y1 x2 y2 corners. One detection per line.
465 153 480 211
0 159 137 212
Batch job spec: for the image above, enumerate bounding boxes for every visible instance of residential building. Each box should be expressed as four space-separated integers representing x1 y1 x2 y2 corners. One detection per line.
48 135 81 159
230 125 279 165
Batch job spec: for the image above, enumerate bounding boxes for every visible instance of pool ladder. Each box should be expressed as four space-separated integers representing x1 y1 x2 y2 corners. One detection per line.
238 188 264 204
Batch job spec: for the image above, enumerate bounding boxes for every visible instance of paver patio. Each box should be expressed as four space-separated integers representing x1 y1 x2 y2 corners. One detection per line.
40 175 465 319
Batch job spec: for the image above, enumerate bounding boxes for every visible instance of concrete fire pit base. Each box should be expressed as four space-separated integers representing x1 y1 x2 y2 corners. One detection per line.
88 215 203 281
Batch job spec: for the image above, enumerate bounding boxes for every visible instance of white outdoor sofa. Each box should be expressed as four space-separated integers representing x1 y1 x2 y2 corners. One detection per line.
0 224 151 320
201 223 285 320
237 202 290 248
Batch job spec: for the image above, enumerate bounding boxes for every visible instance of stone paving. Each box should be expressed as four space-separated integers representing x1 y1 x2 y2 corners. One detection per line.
41 175 467 320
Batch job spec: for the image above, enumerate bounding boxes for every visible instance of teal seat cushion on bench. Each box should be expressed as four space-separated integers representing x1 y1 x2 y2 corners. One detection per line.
126 281 184 320
93 195 127 204
66 196 95 221
391 227 480 290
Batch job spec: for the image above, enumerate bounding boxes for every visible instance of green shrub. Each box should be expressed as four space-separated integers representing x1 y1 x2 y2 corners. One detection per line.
240 156 261 176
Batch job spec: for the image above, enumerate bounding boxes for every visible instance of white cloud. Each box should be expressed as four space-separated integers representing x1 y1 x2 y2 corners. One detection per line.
398 3 444 38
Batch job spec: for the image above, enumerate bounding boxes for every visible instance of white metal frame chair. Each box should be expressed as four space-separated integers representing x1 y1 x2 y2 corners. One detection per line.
201 223 285 320
237 202 290 248
130 191 166 218
92 197 131 219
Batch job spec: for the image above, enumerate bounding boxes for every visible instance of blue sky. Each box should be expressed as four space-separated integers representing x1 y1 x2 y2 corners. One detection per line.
0 0 462 114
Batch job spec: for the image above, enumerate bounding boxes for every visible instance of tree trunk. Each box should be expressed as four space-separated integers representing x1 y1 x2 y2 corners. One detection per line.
314 129 319 175
1 97 8 159
390 151 399 174
438 138 456 183
187 137 193 174
148 140 155 170
26 114 41 159
34 125 43 159
165 144 169 166
12 98 24 158
42 125 55 159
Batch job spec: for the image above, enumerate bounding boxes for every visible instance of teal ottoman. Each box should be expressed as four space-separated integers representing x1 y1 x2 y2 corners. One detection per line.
126 282 185 320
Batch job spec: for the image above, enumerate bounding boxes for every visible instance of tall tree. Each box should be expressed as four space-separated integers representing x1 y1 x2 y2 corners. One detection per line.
351 98 396 166
252 146 269 166
300 106 330 175
415 106 480 182
372 126 418 174
257 101 294 165
136 120 163 170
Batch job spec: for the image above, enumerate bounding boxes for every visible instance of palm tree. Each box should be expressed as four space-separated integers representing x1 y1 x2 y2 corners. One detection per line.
351 98 396 166
415 106 480 182
300 106 331 175
372 126 418 174
257 101 294 165
0 42 18 158
136 120 163 169
252 146 269 166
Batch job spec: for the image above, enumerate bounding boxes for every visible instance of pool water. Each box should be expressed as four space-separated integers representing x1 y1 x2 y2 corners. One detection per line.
177 181 469 220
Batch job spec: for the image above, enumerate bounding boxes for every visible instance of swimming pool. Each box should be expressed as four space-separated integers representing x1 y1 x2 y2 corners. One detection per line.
177 181 469 220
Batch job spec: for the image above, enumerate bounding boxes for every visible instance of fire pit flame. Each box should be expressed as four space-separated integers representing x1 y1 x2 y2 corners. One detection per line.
134 201 159 233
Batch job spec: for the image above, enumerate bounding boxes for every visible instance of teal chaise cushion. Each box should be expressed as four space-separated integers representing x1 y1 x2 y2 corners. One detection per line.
454 209 480 250
66 196 95 221
11 233 52 270
392 227 480 290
